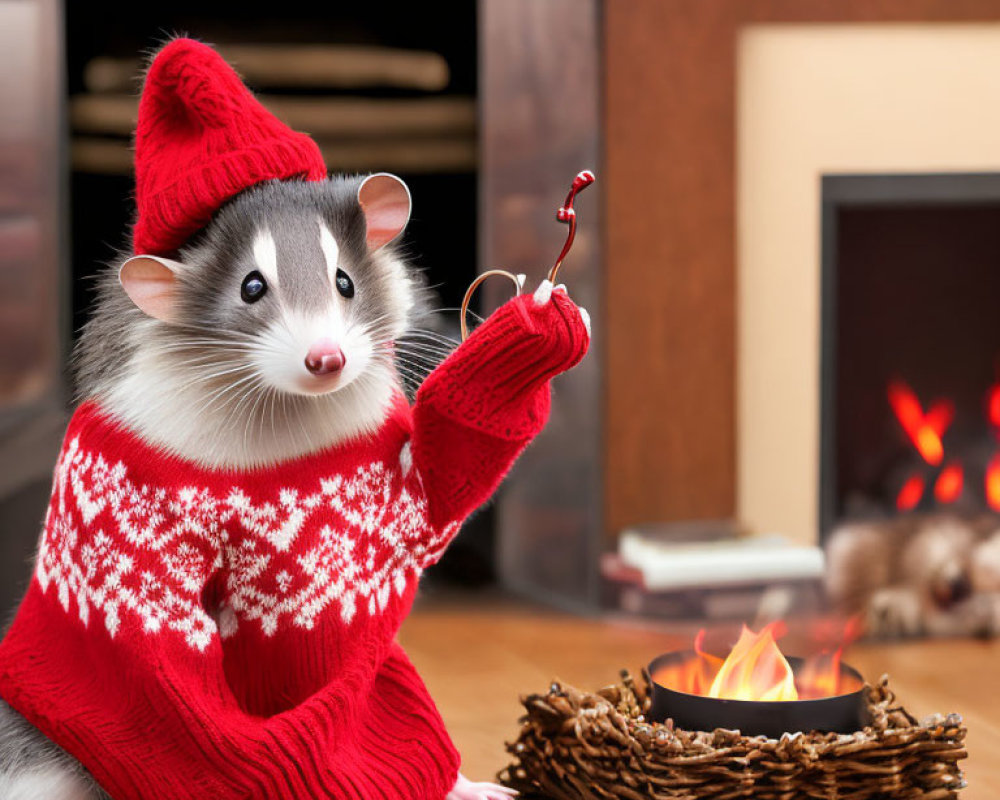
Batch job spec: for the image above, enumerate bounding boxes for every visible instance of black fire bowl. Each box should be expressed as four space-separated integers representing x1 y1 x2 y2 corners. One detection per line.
648 650 871 739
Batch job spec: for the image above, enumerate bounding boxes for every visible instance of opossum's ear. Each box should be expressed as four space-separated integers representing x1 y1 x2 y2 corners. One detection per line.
358 173 411 249
119 255 184 322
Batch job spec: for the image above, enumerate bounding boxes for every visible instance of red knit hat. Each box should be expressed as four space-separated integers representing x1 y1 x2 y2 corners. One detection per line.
132 37 328 255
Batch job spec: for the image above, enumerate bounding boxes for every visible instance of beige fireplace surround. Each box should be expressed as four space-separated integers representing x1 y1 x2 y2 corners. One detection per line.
738 23 1000 545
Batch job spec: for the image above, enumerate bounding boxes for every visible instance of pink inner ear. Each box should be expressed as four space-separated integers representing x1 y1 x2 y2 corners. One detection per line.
120 257 178 322
358 174 411 249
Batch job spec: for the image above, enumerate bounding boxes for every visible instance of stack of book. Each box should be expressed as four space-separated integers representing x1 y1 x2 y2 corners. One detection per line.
603 522 826 621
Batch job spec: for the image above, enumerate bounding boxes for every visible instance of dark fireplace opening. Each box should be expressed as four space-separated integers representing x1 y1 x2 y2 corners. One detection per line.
820 174 1000 539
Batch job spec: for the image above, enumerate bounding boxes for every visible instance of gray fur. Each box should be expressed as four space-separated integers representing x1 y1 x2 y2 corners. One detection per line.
0 700 108 799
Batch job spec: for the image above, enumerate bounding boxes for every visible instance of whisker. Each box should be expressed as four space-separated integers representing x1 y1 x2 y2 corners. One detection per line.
393 340 455 354
399 329 461 345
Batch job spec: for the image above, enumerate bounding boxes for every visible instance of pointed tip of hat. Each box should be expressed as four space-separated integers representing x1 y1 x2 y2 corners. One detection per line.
132 36 327 255
140 37 248 127
141 36 222 86
151 35 213 60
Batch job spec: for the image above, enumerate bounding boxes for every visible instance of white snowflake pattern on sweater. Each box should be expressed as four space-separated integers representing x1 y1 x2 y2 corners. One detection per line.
35 436 458 651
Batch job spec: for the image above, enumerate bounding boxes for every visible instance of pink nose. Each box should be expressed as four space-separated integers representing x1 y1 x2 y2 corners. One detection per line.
305 339 346 376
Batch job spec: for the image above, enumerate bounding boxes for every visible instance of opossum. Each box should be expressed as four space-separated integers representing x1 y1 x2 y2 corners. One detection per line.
0 173 518 800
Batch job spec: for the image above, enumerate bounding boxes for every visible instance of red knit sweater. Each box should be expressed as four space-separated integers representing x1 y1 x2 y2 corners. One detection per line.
0 291 589 799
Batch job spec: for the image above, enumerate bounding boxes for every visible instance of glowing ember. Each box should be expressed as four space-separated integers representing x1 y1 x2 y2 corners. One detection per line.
887 381 952 467
987 454 1000 511
896 474 925 512
933 462 963 504
887 378 1000 510
989 383 1000 430
652 622 861 702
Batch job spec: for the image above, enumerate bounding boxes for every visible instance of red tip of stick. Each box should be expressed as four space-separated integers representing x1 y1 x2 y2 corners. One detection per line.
573 170 596 190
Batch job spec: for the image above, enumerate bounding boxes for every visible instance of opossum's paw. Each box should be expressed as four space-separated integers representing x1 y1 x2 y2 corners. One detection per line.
867 587 925 638
531 279 591 337
446 773 518 800
532 279 555 306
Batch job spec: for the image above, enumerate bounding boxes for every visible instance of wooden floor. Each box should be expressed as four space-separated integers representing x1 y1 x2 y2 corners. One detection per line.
399 592 999 798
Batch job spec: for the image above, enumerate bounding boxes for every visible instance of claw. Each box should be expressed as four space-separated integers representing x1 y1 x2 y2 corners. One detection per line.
532 279 554 306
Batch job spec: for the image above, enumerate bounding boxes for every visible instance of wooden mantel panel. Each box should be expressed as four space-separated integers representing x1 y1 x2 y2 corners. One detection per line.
603 1 739 534
603 0 1000 538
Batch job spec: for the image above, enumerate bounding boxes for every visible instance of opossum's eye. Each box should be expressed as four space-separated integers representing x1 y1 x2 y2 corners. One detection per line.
335 268 355 299
241 271 267 304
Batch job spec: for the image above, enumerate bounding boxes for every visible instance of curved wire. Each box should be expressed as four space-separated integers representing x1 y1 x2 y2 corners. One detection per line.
460 269 523 341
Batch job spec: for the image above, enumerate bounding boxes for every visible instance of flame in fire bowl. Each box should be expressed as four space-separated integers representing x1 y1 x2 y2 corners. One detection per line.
648 651 870 738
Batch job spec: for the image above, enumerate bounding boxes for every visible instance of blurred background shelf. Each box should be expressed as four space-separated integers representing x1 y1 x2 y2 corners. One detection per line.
71 94 476 138
71 135 478 176
84 44 452 92
69 51 477 175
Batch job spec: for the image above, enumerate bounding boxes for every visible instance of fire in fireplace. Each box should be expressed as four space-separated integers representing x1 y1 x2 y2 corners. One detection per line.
888 378 1000 512
820 173 1000 536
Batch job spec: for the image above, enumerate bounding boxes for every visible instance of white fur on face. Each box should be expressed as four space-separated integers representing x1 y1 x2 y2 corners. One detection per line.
319 218 340 287
102 312 394 469
378 254 415 342
259 219 366 396
254 307 373 397
252 230 279 288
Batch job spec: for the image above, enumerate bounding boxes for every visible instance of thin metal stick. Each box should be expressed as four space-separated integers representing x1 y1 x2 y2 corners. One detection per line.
548 170 595 284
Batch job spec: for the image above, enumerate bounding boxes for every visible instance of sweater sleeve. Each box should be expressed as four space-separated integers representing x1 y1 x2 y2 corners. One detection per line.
410 285 589 546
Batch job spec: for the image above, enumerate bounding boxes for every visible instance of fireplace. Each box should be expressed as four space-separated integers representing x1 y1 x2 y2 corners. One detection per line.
819 173 1000 538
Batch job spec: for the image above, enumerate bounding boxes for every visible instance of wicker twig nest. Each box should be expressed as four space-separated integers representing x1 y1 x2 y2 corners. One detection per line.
498 670 967 799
